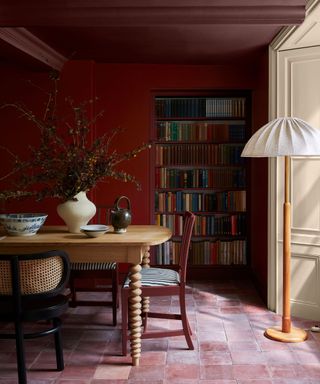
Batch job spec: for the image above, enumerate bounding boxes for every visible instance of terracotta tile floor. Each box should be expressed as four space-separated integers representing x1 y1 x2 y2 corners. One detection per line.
1 279 320 383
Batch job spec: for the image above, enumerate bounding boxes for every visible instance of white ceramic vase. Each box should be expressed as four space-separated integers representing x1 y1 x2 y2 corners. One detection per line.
57 191 96 233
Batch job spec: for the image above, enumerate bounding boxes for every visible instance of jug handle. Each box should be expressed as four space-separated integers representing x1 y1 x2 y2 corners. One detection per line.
114 196 131 211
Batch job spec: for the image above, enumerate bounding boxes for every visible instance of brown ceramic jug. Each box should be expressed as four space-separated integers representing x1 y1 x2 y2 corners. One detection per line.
111 196 132 233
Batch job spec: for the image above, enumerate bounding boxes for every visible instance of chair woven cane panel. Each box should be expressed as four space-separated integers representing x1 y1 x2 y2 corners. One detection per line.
0 256 63 295
0 261 11 294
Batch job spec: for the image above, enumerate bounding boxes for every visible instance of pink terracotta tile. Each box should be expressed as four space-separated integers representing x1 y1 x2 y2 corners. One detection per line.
59 364 97 379
200 351 232 365
218 300 241 308
129 365 165 380
232 364 270 380
167 350 200 364
262 350 297 364
24 369 62 381
3 279 320 383
231 350 266 364
258 340 290 351
201 365 234 380
220 307 245 314
242 305 271 314
269 380 310 384
94 364 131 380
288 338 320 351
268 364 305 379
56 380 89 384
200 341 229 352
228 341 260 351
225 329 255 342
165 363 200 381
164 380 200 384
139 351 166 365
168 337 198 350
198 381 237 384
0 380 24 384
300 364 320 379
100 354 132 365
294 350 320 364
237 380 273 384
66 350 103 366
140 338 169 352
198 331 227 342
129 381 163 384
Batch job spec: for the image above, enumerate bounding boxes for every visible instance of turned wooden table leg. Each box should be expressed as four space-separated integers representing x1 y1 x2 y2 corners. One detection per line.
141 246 150 316
129 263 142 366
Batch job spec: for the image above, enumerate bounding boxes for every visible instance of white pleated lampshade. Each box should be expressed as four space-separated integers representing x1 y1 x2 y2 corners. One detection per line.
241 117 320 157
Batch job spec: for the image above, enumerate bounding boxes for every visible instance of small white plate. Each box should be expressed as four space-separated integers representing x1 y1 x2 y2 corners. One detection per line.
80 224 110 237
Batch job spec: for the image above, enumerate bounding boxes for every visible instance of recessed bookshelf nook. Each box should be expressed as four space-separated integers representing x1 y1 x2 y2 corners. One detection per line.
150 90 251 279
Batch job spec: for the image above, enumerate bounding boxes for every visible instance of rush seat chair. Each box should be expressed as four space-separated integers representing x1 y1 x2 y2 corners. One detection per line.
68 205 119 326
0 249 70 384
121 211 195 355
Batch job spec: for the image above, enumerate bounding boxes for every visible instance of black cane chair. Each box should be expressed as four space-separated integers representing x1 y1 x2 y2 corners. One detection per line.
69 205 119 326
0 249 70 384
121 211 195 355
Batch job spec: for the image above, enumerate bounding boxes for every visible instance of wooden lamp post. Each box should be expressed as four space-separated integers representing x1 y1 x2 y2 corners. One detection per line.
242 117 320 342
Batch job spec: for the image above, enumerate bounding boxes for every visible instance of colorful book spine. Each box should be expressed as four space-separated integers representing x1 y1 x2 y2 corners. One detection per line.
156 120 246 142
155 191 246 212
154 239 247 265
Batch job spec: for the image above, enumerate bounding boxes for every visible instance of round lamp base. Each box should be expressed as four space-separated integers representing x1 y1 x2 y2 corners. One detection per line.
264 326 308 343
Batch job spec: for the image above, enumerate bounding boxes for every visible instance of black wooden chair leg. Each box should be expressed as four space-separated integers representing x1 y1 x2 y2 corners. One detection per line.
53 318 64 371
14 321 27 384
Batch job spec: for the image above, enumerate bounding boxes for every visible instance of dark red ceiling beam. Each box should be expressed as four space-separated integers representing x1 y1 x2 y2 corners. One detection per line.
0 4 306 27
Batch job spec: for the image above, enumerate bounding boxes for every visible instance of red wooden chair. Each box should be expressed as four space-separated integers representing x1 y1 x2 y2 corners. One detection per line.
121 211 195 355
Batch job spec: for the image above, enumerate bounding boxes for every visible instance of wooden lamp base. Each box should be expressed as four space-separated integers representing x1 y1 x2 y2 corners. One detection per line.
264 326 308 343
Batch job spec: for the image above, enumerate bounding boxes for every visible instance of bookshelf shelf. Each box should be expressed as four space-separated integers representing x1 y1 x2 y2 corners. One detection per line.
151 91 250 274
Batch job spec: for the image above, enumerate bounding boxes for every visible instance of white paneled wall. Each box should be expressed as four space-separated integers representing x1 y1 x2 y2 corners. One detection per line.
270 1 320 320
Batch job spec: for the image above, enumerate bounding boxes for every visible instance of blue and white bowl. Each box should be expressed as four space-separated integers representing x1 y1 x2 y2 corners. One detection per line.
0 213 48 236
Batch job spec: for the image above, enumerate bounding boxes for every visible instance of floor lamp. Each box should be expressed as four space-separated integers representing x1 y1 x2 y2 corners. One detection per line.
242 117 320 343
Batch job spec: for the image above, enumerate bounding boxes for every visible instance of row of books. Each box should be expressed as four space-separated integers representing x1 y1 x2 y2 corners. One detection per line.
156 121 246 142
155 213 246 236
155 143 245 166
155 190 246 212
155 167 246 189
155 97 246 118
154 239 247 265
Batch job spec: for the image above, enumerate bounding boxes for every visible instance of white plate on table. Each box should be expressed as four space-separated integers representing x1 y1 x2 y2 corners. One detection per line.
80 224 110 238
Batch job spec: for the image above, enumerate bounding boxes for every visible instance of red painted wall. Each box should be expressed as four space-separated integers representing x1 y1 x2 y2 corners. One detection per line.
0 59 268 297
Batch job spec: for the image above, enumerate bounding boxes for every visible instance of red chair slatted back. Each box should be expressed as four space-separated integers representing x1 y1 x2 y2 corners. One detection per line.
178 211 195 284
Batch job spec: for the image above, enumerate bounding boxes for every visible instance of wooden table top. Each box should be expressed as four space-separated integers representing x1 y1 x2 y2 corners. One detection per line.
0 224 172 247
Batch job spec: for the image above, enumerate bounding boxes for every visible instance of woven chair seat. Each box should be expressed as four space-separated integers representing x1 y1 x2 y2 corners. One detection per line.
70 262 117 271
123 267 180 288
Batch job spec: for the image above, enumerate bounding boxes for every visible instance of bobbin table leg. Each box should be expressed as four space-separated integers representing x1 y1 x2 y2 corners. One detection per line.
128 263 142 366
141 246 150 317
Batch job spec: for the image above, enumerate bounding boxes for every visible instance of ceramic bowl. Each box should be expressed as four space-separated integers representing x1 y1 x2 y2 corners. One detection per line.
80 224 110 238
0 213 48 236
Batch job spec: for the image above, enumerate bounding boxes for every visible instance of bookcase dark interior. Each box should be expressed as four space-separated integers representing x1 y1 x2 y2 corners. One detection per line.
151 90 251 280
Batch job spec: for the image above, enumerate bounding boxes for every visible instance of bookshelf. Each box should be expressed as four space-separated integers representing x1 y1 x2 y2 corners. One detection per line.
151 91 251 279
